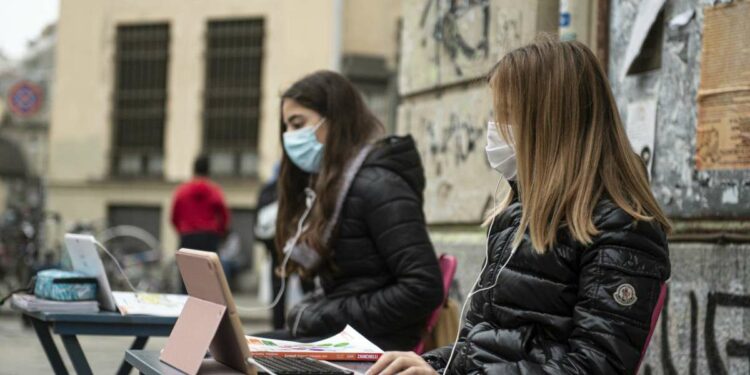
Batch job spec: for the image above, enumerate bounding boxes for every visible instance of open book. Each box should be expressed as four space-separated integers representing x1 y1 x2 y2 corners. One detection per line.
112 291 187 317
246 325 383 362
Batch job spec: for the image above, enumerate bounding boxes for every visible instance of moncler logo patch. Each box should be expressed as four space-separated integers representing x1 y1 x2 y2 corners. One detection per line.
613 283 638 306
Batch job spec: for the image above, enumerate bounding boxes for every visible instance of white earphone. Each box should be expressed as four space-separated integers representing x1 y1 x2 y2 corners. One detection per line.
236 187 317 312
443 179 519 373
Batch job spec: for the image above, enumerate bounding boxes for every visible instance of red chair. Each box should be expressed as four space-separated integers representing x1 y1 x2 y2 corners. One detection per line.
636 282 668 373
413 254 458 354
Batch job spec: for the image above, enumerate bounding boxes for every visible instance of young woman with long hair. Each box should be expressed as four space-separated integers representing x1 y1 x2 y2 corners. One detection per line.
368 38 671 374
268 70 443 351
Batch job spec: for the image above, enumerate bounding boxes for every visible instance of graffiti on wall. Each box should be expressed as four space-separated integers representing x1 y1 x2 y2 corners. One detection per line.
419 0 490 77
398 86 506 223
634 238 750 375
397 0 557 223
400 0 545 95
641 287 750 375
424 113 484 176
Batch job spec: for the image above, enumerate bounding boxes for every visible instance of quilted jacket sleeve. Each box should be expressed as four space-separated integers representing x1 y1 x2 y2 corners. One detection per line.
426 230 669 374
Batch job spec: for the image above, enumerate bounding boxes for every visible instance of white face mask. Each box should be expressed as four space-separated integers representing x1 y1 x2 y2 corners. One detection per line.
485 121 517 180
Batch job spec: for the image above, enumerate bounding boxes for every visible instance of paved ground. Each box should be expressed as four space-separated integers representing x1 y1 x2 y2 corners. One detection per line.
0 293 272 375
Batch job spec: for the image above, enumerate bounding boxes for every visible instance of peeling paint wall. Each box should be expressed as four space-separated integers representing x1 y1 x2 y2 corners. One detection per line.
609 0 750 218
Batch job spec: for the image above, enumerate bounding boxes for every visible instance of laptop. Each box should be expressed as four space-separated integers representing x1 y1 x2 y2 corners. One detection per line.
170 249 357 375
64 233 187 316
64 233 119 311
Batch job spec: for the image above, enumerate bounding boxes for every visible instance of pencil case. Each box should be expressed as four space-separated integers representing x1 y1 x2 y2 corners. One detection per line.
34 269 98 301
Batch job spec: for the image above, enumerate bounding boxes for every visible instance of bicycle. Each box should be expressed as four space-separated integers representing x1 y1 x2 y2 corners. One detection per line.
67 221 171 293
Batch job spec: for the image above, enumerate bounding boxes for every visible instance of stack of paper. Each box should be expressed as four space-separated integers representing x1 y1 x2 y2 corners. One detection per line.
112 291 187 317
246 325 383 362
11 293 99 313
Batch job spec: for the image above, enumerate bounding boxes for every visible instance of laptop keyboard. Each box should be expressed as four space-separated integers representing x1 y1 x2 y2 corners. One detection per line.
253 356 354 375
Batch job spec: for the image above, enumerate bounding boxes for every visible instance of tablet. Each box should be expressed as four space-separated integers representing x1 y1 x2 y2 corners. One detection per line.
64 233 118 311
175 249 253 374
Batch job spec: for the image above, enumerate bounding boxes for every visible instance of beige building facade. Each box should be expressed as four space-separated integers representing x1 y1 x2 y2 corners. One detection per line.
48 0 400 255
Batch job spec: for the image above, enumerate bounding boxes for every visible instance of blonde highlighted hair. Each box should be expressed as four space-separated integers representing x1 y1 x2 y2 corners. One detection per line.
487 36 671 253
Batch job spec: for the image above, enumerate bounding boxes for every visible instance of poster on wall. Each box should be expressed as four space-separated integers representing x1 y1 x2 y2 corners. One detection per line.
695 1 750 171
626 99 657 176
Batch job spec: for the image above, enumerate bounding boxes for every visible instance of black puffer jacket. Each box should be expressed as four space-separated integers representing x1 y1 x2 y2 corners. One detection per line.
424 185 670 374
287 135 444 351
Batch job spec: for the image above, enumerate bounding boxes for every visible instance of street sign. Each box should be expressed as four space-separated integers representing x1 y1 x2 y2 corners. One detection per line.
7 80 44 117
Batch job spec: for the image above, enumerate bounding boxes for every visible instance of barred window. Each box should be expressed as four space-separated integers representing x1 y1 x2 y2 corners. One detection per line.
203 18 264 177
112 23 169 177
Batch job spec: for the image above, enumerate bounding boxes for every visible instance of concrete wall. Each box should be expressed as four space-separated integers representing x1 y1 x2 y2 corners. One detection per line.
639 243 750 374
342 0 401 69
397 0 558 224
398 86 503 223
399 0 559 96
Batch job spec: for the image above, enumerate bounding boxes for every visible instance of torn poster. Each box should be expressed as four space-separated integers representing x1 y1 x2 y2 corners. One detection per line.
695 1 750 170
620 0 666 81
668 9 695 29
626 99 658 176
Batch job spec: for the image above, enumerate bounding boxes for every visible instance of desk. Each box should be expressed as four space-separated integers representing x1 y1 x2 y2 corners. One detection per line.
125 350 240 375
125 350 374 375
21 309 176 375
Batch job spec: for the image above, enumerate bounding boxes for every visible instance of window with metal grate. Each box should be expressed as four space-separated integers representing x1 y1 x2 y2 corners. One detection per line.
203 18 264 177
111 23 170 177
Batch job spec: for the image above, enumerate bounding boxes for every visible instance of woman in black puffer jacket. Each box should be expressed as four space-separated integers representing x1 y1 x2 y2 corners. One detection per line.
261 71 443 351
369 38 671 374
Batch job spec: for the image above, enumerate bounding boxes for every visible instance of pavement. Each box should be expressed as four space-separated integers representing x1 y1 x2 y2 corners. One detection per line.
0 293 272 375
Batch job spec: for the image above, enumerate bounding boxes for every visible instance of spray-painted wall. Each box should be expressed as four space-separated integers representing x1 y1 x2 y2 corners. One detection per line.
638 243 750 374
398 87 499 222
397 0 558 223
610 1 750 373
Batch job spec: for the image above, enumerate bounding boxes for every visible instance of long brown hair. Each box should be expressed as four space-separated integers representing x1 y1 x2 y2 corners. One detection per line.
487 36 671 253
275 71 383 273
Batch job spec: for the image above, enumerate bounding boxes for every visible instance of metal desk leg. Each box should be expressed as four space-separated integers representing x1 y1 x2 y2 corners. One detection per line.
116 336 149 375
60 335 93 375
29 317 69 375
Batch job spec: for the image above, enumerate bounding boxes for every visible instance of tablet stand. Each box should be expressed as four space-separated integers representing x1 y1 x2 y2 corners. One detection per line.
160 296 227 375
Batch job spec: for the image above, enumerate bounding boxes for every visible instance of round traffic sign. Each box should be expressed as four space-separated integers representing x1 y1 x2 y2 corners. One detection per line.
8 80 44 117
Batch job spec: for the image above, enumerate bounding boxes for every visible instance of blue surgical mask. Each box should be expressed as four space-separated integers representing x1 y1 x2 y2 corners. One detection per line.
283 118 325 173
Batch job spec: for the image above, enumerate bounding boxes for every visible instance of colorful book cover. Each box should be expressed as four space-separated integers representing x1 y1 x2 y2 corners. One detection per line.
113 291 187 317
246 325 383 362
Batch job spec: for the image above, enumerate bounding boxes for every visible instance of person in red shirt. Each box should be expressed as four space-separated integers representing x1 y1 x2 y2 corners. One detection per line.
171 155 230 291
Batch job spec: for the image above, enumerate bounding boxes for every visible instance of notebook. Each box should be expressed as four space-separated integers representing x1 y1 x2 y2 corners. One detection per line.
65 233 187 317
11 293 99 314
